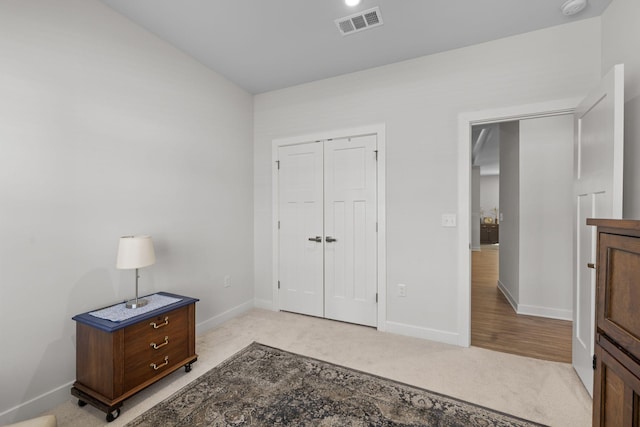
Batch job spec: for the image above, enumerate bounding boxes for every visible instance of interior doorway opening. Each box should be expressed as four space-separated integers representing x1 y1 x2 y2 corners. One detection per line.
469 117 573 363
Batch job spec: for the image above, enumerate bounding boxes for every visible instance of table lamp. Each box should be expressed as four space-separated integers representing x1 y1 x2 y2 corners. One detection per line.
116 235 156 309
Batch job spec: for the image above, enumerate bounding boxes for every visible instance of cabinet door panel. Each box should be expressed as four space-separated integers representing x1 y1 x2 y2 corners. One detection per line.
597 233 640 361
594 342 640 426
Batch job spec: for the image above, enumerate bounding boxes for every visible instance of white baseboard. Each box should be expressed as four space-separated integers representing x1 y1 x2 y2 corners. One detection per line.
497 280 518 312
495 280 572 320
517 304 572 321
196 299 255 335
253 298 274 310
0 381 73 426
385 321 460 346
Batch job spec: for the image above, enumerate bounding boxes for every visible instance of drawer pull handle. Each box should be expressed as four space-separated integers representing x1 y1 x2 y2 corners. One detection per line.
150 317 169 329
150 336 169 350
150 356 169 370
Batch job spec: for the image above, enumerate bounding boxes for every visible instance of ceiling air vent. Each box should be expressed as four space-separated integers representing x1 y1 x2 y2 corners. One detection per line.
335 7 383 36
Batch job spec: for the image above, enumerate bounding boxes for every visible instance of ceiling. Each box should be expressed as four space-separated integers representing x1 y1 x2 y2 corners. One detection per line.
472 124 501 176
99 0 611 94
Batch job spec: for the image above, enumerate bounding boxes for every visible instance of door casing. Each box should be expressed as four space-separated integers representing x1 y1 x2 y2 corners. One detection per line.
457 98 581 346
272 124 387 331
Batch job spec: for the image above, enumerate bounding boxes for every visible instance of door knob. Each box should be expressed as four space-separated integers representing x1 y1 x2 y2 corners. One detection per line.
326 236 337 242
308 236 322 242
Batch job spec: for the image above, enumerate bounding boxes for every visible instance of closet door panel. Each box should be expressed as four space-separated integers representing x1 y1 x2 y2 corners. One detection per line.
277 142 324 317
324 135 377 327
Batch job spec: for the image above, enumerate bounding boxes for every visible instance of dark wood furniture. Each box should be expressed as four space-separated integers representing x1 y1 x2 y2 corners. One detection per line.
71 292 198 422
480 223 499 244
589 219 640 427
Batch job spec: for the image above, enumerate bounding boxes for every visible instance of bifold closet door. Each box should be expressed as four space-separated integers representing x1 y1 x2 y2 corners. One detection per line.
277 135 378 327
277 142 324 317
324 135 378 327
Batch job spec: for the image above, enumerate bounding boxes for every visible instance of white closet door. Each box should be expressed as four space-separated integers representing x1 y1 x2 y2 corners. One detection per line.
277 142 324 317
324 135 378 326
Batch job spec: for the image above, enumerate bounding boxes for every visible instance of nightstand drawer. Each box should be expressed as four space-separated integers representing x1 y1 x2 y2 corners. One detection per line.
123 336 189 392
123 306 188 352
123 306 190 391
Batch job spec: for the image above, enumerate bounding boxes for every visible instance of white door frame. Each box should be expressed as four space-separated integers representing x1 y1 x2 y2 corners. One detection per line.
272 123 387 330
456 99 580 346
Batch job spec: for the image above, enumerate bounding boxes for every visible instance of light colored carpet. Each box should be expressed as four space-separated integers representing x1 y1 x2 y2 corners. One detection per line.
45 309 591 426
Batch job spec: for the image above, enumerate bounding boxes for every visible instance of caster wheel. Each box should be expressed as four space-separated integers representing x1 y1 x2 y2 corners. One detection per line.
185 363 192 373
106 408 120 422
77 399 87 407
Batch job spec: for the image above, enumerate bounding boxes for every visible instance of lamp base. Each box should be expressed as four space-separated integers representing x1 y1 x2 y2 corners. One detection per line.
126 298 148 309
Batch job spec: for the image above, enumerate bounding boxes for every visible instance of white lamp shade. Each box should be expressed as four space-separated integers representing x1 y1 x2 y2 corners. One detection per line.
116 235 156 269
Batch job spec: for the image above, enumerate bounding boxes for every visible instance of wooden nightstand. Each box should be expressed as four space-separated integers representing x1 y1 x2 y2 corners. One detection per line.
71 292 198 422
480 223 499 244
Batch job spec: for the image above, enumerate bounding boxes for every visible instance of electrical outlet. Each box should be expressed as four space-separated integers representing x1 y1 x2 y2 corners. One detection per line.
224 275 231 288
398 283 406 297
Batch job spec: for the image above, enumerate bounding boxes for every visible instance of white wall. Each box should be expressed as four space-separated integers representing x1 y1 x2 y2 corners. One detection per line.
480 175 500 221
254 19 601 342
498 122 520 306
0 0 254 423
601 0 640 219
519 115 574 319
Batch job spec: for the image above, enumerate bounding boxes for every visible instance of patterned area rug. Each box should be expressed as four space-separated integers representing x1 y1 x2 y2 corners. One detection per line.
126 342 546 426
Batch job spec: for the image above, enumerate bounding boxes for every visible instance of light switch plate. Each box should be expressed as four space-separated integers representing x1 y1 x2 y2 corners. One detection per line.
441 213 457 227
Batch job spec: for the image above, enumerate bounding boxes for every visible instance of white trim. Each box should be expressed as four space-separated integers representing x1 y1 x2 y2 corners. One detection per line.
612 64 625 218
385 321 459 346
376 125 387 331
457 98 581 347
195 299 254 335
517 304 572 321
271 138 281 312
0 381 73 426
271 123 387 330
496 279 573 321
497 279 518 312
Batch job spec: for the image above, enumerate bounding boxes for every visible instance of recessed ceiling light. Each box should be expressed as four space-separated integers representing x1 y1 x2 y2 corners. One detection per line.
345 0 361 6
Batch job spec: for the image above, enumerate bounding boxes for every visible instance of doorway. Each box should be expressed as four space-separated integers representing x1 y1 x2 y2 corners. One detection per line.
471 244 572 362
468 115 574 362
272 124 387 329
457 98 580 347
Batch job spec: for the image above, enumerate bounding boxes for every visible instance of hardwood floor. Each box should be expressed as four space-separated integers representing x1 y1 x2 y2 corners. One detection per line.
471 245 573 363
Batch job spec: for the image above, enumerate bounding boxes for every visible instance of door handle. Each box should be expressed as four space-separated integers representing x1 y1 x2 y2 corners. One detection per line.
587 263 595 269
326 236 337 243
308 236 322 242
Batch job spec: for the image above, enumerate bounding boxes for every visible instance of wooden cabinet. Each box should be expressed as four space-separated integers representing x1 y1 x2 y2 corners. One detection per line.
480 223 499 244
71 292 198 422
589 219 640 427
